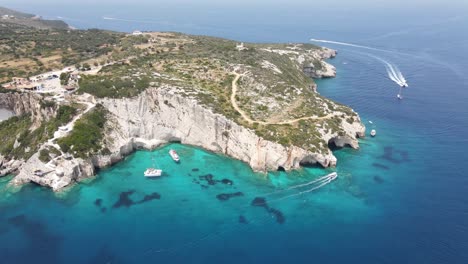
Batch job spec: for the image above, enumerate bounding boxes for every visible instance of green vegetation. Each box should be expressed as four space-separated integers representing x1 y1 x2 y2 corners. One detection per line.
60 72 70 85
58 105 108 158
77 74 150 98
38 146 61 163
0 22 123 82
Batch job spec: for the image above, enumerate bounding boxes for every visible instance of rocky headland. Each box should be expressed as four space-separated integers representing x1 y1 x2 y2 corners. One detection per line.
0 29 365 192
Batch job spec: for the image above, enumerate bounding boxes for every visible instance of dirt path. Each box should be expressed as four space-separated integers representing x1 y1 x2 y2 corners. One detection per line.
230 72 338 125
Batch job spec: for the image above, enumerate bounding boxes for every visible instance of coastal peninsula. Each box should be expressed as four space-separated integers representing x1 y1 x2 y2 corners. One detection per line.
0 8 365 191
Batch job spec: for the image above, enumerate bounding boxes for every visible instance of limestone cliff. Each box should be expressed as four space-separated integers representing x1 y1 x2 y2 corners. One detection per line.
96 86 364 171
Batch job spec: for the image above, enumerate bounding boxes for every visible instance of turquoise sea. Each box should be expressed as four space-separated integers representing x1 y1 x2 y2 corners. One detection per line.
1 1 468 263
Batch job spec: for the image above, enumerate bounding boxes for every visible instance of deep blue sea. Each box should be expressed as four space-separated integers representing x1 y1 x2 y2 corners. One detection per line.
1 2 468 263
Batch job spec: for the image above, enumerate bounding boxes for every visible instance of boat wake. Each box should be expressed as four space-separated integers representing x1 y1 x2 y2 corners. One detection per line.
102 16 173 25
310 38 400 54
310 38 409 90
261 172 337 200
376 56 408 87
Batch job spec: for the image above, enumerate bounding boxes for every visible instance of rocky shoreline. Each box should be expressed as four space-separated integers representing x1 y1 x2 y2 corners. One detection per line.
0 47 365 192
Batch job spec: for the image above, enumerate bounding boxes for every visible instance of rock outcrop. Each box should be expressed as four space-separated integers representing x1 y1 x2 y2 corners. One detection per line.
0 92 55 128
302 48 337 79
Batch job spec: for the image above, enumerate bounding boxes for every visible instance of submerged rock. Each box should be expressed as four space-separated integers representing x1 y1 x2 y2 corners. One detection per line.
112 190 135 209
94 198 103 207
268 207 285 224
216 192 244 201
251 197 268 208
373 175 385 184
139 192 161 204
372 163 390 170
221 179 234 185
199 174 217 185
239 215 248 224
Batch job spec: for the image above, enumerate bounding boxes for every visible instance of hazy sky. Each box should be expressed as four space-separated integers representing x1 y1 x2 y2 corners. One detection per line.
2 0 467 8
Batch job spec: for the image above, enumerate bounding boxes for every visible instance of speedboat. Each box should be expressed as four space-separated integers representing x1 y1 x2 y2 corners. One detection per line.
169 149 180 162
370 129 377 137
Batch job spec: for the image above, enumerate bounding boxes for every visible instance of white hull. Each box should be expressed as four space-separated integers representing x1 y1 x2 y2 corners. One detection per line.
144 168 162 177
169 149 180 162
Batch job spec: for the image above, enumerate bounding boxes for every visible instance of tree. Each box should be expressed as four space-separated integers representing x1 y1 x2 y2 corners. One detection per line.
60 72 70 85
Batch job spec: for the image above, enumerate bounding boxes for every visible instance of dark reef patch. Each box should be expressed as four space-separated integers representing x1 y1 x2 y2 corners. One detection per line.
197 174 235 187
139 192 161 204
112 190 136 208
372 163 390 170
94 198 103 207
373 175 385 184
221 179 234 185
199 174 217 185
379 147 411 164
112 190 161 209
216 192 244 201
250 197 285 224
268 207 285 224
192 168 199 172
239 215 248 224
251 197 268 208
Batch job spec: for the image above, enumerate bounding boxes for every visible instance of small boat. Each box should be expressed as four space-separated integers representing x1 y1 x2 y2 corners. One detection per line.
144 155 163 177
329 172 338 181
370 129 377 137
144 168 162 177
397 94 403 100
169 149 180 162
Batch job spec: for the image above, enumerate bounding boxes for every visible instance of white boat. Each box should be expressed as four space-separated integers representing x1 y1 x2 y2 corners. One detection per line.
169 149 180 162
370 129 377 137
329 172 338 181
144 155 163 177
144 168 162 177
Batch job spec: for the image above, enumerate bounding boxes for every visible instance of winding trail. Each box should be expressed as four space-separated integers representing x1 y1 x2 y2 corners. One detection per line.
230 72 338 125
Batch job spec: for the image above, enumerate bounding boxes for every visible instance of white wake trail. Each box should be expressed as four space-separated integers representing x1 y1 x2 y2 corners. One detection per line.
102 16 166 24
367 54 408 87
310 38 399 54
260 172 336 197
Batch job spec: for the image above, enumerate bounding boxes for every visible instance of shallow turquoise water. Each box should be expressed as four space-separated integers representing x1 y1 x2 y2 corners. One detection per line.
0 133 421 263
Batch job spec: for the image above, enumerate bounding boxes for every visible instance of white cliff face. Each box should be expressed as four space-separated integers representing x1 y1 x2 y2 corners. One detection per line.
2 86 365 191
97 87 364 172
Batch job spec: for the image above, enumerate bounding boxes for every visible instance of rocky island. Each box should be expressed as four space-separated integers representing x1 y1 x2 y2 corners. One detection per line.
0 9 365 191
